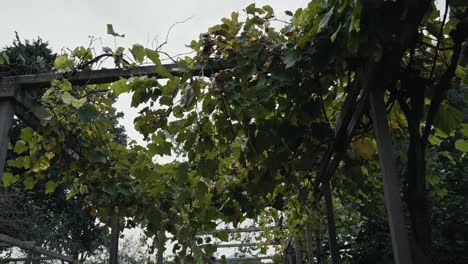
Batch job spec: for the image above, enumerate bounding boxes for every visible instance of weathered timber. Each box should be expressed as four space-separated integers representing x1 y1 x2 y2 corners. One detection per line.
0 257 54 263
0 60 227 89
315 230 322 264
0 234 80 263
369 85 412 264
305 224 315 264
205 226 275 234
294 237 302 264
286 242 294 264
213 256 273 263
0 99 15 181
109 207 120 264
202 242 280 248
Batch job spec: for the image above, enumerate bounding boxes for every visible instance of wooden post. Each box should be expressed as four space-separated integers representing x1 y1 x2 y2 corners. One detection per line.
294 237 301 264
323 181 339 264
305 224 314 264
287 243 294 264
25 250 33 264
0 98 14 181
369 86 412 264
315 230 322 264
109 206 119 264
157 243 164 264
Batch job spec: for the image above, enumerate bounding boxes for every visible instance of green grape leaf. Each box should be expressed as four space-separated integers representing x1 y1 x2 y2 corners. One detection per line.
455 139 468 153
20 127 34 142
2 172 18 187
130 44 145 63
111 78 130 96
13 140 28 154
23 177 38 190
76 104 99 122
45 181 59 194
107 24 125 37
54 54 74 72
434 103 463 134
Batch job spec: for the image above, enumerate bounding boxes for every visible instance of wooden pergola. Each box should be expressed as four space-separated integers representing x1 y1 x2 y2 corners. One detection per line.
0 60 412 263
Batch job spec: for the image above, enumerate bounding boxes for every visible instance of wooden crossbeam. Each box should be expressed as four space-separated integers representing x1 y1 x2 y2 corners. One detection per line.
0 60 227 89
0 234 80 263
0 257 55 262
206 226 275 234
213 256 273 263
202 242 280 248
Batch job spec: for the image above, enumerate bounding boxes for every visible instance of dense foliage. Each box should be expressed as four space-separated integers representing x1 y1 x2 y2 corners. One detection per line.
1 0 467 263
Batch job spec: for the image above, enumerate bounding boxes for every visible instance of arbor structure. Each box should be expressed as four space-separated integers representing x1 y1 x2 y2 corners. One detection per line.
0 0 467 263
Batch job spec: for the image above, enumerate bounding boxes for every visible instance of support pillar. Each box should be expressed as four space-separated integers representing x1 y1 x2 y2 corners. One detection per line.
315 230 321 264
0 98 15 182
109 206 119 264
157 243 164 264
286 243 294 264
370 86 412 264
305 224 314 264
294 237 301 264
323 181 339 264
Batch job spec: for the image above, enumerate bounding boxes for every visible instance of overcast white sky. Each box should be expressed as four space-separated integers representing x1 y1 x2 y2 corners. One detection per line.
0 0 309 144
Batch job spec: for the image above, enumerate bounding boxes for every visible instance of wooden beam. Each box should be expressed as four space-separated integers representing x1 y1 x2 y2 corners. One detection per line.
0 241 35 248
0 60 227 89
213 256 273 263
369 86 412 264
0 234 80 263
206 226 274 234
0 257 55 262
202 242 280 248
0 99 15 181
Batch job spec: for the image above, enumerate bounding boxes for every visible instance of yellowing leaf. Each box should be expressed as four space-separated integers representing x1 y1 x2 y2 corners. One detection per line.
72 97 87 109
61 92 73 105
32 156 50 173
45 181 59 194
455 139 468 153
351 138 375 160
45 152 55 160
54 54 74 72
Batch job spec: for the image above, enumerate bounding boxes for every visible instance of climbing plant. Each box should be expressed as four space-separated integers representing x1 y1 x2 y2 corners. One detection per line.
2 0 467 263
